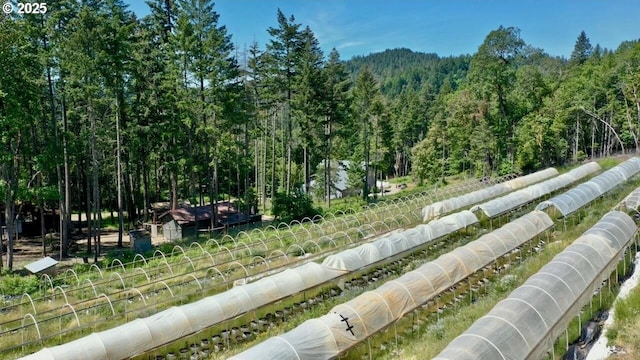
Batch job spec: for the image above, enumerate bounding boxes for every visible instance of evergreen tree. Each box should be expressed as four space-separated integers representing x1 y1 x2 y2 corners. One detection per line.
351 66 382 200
320 48 351 206
99 0 136 247
0 15 42 269
293 26 325 194
570 30 593 65
265 9 303 193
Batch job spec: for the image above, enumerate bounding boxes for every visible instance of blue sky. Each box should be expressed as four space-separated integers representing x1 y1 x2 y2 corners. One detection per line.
125 0 640 60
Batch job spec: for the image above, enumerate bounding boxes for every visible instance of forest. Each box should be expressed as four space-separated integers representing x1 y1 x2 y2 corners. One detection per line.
1 0 639 270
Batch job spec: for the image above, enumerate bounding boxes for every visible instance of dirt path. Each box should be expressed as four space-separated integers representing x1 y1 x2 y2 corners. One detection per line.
7 231 130 271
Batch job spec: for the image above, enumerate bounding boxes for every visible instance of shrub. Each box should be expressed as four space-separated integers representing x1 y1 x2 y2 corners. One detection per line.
104 248 137 267
272 189 321 224
0 272 41 296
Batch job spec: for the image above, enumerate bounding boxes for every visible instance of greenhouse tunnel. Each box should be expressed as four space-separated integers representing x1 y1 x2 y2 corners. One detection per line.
433 210 638 360
422 167 559 221
536 157 640 217
471 162 600 218
616 186 640 213
18 207 479 359
229 211 554 360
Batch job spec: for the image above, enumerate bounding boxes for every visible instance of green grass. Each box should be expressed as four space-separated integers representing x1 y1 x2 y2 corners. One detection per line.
606 274 640 359
597 156 626 170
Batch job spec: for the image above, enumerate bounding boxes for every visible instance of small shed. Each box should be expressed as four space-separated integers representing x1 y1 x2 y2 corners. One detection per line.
159 202 261 241
24 257 58 276
128 229 152 253
162 220 182 241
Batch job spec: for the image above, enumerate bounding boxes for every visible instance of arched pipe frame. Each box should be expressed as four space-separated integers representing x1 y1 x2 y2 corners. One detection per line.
333 225 556 360
0 174 505 356
549 235 639 358
0 203 446 346
132 219 487 360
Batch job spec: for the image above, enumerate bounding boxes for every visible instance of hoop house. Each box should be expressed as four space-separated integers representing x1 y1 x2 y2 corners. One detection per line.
434 211 637 360
422 168 558 221
229 211 553 360
322 210 478 271
19 213 478 359
617 186 640 212
471 162 600 218
536 157 640 217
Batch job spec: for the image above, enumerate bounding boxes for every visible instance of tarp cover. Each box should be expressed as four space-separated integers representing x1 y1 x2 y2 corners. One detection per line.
230 211 553 360
422 168 558 221
471 162 600 218
536 157 640 217
434 211 637 360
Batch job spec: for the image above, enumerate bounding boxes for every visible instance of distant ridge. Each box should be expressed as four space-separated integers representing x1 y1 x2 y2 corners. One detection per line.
344 48 471 97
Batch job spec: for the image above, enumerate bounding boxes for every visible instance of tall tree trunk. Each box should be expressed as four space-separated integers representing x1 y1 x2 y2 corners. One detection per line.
155 157 160 203
90 103 101 262
86 164 92 254
61 93 71 259
244 121 250 213
212 112 219 229
271 111 277 202
286 105 292 194
591 120 595 159
170 168 178 210
303 146 308 194
142 156 150 222
325 121 331 208
363 118 370 201
206 133 214 231
262 118 267 210
128 160 138 224
43 20 57 260
38 174 47 257
236 130 241 199
116 100 124 247
3 157 17 270
374 122 380 198
281 108 286 194
254 137 259 208
4 197 15 270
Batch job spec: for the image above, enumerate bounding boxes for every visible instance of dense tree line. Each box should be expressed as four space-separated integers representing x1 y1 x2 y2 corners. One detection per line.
411 28 640 183
1 2 639 270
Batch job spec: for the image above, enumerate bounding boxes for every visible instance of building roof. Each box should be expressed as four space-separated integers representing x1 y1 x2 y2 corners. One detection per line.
150 200 192 213
24 257 58 274
159 202 236 225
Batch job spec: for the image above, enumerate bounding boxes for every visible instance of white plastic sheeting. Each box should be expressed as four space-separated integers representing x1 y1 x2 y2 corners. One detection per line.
323 210 478 271
616 186 640 213
536 157 640 217
19 262 345 360
434 211 637 360
422 168 558 221
230 211 554 360
19 214 478 360
471 162 600 218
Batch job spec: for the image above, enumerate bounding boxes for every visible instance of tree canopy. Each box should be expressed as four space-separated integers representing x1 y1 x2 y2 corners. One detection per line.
1 4 639 270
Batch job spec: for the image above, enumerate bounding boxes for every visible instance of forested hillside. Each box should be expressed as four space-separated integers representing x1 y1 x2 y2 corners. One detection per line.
1 0 640 269
345 48 470 97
